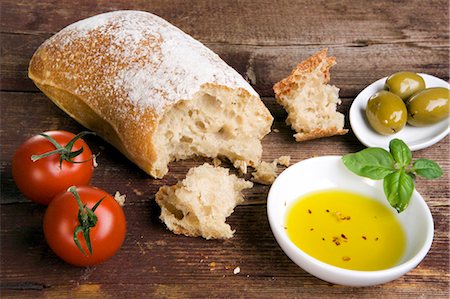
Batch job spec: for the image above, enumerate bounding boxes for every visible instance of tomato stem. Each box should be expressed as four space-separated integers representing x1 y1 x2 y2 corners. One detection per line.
31 131 96 168
68 186 104 256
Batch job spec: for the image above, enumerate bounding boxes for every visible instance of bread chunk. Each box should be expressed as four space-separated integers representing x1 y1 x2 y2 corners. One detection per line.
273 49 348 141
155 163 253 239
28 11 273 178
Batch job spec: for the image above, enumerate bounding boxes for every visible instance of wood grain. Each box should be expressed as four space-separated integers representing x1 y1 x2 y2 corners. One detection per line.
1 0 448 96
1 0 449 298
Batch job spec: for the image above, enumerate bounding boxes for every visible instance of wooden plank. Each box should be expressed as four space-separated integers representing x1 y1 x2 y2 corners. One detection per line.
1 200 448 298
1 32 448 97
2 0 449 44
1 0 449 96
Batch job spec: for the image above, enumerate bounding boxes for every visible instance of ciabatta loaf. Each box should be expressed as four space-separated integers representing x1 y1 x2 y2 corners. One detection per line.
273 49 347 141
155 163 253 239
29 11 273 178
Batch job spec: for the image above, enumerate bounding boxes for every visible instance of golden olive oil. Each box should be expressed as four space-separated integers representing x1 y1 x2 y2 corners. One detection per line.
285 189 406 271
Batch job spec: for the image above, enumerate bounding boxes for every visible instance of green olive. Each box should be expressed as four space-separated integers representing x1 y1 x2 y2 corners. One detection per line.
384 72 426 101
366 90 407 135
406 87 450 126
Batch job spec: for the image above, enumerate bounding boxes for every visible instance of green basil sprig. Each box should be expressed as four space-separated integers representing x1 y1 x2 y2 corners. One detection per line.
342 139 443 213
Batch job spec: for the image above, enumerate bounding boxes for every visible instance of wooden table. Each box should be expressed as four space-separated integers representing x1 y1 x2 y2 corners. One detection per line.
1 1 449 298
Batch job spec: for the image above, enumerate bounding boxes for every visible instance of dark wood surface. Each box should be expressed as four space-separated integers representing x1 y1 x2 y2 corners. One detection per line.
1 1 449 298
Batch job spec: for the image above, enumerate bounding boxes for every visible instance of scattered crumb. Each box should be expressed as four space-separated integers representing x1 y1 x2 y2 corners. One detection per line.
233 266 240 275
212 157 222 167
342 256 351 262
251 156 291 185
92 155 98 167
276 155 291 167
209 262 216 271
133 188 144 196
114 191 126 206
273 128 280 133
234 160 248 174
251 161 277 185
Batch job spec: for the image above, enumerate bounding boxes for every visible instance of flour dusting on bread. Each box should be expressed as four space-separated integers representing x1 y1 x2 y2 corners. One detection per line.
155 163 253 239
273 49 347 141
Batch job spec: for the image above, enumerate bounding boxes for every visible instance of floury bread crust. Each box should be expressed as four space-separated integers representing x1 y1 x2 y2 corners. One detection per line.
29 11 273 178
273 49 348 141
155 163 253 239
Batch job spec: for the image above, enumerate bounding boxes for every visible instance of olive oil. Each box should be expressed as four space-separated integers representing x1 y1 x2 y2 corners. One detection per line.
285 189 406 271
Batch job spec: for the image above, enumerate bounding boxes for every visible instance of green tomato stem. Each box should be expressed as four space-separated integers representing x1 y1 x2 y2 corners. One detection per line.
31 131 96 168
68 186 103 256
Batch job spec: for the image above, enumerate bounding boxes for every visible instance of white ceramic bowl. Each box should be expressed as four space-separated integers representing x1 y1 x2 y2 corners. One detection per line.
267 156 434 287
350 74 450 151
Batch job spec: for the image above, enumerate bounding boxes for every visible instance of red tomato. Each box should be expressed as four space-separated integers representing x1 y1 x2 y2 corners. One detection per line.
12 131 94 205
43 186 126 266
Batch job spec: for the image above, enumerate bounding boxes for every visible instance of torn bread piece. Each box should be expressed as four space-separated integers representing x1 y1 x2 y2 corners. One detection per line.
155 163 253 239
273 49 348 141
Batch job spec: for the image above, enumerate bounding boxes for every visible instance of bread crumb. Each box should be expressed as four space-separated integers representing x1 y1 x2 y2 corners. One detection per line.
210 262 216 271
276 155 291 167
133 188 144 196
114 191 126 206
92 154 98 167
273 128 280 133
251 161 277 185
212 157 222 167
233 160 248 174
233 266 240 274
251 156 291 185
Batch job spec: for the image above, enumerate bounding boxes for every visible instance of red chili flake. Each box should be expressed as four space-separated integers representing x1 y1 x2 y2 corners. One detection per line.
310 228 314 231
308 209 312 214
362 236 367 240
332 236 341 246
341 234 347 240
326 209 330 213
375 237 379 241
322 238 325 241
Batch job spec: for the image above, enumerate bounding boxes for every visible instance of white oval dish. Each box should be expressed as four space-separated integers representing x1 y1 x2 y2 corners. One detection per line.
267 156 434 287
350 74 449 151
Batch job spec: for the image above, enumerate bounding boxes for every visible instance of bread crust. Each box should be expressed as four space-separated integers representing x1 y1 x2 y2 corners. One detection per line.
28 11 272 177
273 49 348 141
273 49 335 97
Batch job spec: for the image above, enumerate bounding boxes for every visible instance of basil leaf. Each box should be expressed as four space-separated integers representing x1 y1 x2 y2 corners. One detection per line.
342 148 395 179
383 169 414 213
413 158 444 179
389 138 412 167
